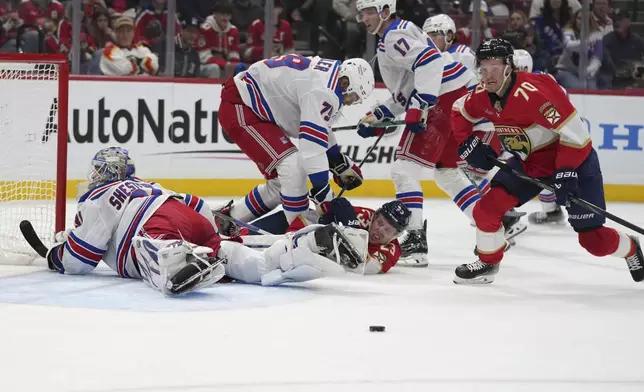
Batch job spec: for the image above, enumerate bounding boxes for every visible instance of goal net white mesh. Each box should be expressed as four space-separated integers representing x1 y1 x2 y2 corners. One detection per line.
0 61 63 264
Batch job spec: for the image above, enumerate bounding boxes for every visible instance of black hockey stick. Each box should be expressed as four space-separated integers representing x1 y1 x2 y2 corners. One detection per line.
490 157 644 236
210 210 272 235
337 132 386 199
19 220 48 258
331 120 405 132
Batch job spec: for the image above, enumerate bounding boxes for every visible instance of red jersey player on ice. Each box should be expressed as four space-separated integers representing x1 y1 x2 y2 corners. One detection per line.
241 198 411 274
451 38 644 284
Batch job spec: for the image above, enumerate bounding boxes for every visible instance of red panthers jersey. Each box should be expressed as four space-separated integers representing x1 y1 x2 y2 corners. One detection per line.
354 207 402 274
452 72 591 178
196 17 240 68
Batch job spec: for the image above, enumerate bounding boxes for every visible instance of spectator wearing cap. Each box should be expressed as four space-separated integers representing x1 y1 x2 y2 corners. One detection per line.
100 15 158 76
197 1 240 79
244 0 293 63
153 16 201 78
600 12 644 89
134 0 181 46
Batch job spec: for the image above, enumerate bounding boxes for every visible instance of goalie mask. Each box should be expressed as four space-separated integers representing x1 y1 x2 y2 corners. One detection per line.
87 147 134 187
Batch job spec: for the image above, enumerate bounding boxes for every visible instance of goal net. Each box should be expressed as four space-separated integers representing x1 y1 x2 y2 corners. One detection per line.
0 54 68 264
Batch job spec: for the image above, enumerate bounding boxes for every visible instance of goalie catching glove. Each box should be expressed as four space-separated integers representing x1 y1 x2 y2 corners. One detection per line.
327 146 363 190
314 223 369 270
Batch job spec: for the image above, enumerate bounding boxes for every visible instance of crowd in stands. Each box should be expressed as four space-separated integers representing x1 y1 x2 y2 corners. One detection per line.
0 0 642 89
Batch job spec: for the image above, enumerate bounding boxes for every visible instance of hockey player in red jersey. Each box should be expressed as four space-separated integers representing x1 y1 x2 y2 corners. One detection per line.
451 38 644 284
239 198 410 274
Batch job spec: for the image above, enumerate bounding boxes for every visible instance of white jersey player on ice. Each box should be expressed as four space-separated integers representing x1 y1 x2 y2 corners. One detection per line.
422 14 477 89
355 0 480 267
218 56 375 235
46 147 369 296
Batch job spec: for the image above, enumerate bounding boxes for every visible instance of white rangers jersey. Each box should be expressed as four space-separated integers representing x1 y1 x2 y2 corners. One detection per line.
446 43 479 91
376 19 474 116
234 55 341 180
50 178 214 278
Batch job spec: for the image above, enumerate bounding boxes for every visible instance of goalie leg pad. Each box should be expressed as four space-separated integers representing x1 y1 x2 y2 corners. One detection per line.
133 237 224 295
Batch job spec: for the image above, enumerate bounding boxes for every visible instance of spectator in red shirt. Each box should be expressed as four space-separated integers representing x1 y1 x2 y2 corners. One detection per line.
456 3 498 45
196 1 240 79
0 0 21 51
19 0 64 26
243 1 294 64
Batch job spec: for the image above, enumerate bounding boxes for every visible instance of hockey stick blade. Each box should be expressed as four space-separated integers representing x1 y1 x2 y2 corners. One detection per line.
331 120 405 132
490 157 644 236
211 210 272 236
19 220 49 258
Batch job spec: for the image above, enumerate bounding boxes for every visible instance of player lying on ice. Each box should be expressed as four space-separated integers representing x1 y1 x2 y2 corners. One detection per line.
451 38 644 284
46 147 371 296
216 53 375 242
226 198 412 274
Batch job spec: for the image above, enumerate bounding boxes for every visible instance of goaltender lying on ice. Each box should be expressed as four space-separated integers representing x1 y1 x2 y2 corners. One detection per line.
44 147 372 296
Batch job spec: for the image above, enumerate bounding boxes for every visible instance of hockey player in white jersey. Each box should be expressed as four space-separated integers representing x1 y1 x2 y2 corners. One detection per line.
422 14 477 83
355 0 479 267
218 56 374 235
47 147 367 296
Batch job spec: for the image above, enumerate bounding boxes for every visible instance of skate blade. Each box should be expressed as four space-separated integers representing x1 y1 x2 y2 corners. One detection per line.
504 222 527 241
397 255 429 268
453 274 496 284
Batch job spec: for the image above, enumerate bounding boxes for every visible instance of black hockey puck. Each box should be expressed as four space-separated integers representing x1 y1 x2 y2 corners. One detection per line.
369 325 385 332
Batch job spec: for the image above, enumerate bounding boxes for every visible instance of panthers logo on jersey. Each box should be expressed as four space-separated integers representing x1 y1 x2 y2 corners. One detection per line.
495 125 532 159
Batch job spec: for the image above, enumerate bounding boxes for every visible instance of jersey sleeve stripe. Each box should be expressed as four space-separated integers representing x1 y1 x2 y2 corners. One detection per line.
327 61 341 90
412 47 441 71
299 121 329 148
116 195 159 278
65 233 105 267
442 62 467 82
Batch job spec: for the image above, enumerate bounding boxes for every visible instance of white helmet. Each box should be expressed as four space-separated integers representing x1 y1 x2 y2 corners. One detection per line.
339 58 375 103
356 0 396 15
513 49 533 72
422 14 456 44
356 0 396 34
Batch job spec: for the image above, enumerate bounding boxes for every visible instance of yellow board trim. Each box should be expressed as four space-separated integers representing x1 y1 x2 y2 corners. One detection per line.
61 179 644 203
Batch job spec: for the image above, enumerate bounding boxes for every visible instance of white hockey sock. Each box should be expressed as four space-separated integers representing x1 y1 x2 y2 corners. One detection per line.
276 154 309 224
434 168 480 222
230 178 281 222
391 159 424 230
538 190 558 213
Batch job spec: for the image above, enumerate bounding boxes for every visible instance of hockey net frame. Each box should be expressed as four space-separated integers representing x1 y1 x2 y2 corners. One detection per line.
0 53 68 264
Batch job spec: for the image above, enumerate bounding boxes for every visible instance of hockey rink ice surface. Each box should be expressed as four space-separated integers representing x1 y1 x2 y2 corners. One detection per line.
0 197 643 392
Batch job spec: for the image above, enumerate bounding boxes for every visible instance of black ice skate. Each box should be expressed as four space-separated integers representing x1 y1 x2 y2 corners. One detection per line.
625 236 644 282
528 206 566 225
503 209 527 243
399 220 428 268
212 200 240 237
453 259 500 284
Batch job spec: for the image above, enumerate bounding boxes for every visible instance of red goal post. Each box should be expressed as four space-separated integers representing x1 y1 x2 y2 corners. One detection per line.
0 53 68 263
